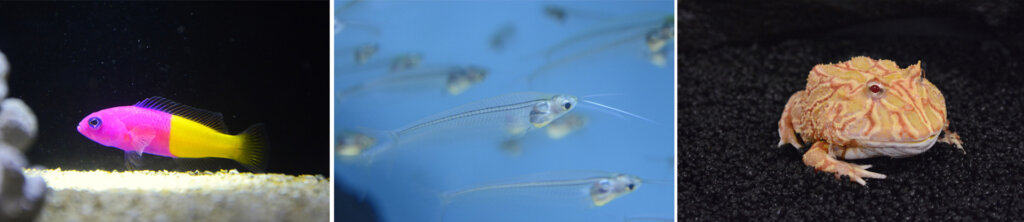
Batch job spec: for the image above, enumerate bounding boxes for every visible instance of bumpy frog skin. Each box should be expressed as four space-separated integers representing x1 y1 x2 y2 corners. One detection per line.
778 56 964 185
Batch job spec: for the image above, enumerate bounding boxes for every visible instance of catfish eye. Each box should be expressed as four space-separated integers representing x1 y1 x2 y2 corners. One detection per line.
563 102 571 110
88 117 102 129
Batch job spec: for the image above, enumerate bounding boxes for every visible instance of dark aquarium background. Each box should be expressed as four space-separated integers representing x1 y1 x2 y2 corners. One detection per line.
0 2 329 176
679 0 1024 220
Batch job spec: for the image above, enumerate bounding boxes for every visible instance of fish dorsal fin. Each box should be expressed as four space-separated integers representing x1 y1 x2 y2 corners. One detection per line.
134 96 229 133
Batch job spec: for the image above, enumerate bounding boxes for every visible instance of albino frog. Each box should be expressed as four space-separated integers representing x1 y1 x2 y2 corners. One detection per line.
778 56 964 185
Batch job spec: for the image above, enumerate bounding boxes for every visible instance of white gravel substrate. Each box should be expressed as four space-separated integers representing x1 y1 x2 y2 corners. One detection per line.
22 168 329 222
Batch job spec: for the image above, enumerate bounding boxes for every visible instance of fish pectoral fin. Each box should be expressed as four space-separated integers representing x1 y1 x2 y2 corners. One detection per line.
128 128 156 153
124 151 144 170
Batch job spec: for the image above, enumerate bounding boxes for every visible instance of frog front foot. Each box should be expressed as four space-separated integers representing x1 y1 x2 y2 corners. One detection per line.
777 91 805 149
802 142 886 186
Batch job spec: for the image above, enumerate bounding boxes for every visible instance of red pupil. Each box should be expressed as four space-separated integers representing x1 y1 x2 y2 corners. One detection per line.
869 85 881 93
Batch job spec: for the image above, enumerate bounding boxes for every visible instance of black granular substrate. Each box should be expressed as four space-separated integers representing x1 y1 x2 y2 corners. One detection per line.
678 1 1024 220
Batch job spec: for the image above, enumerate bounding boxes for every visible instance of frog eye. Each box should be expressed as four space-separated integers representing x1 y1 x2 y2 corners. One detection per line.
869 85 882 93
88 117 102 129
867 81 885 99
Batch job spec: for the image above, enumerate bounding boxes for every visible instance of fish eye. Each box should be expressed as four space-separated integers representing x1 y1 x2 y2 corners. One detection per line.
88 117 102 129
627 183 635 190
563 102 571 110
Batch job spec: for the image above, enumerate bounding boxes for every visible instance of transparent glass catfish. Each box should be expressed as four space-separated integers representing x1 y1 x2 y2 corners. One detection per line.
336 65 487 102
357 92 579 162
542 4 613 24
644 20 674 53
339 52 424 74
490 23 516 52
438 171 642 220
389 53 425 73
541 13 672 60
352 43 378 65
645 21 673 67
526 14 674 84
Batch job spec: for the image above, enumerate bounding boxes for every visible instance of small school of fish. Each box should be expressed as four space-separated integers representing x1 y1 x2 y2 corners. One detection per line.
336 1 673 221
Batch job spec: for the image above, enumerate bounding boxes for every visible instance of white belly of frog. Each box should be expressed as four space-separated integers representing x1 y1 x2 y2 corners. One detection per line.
831 136 939 159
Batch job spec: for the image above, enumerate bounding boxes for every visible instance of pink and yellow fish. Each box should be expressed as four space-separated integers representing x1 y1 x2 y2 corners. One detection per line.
77 97 267 172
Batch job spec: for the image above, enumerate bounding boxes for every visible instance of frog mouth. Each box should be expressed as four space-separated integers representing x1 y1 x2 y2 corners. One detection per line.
857 133 940 158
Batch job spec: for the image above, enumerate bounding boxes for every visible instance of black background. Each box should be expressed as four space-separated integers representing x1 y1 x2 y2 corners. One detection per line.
0 2 328 176
679 0 1024 220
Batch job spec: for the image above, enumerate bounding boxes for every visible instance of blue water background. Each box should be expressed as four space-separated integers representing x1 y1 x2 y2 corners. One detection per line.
336 1 674 221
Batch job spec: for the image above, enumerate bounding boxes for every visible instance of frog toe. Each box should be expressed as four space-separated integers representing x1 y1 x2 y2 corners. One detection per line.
840 163 886 186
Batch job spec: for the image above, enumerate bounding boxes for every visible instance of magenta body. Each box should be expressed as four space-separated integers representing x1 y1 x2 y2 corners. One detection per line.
77 106 175 157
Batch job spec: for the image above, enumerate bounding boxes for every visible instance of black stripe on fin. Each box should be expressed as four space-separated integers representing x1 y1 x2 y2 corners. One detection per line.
134 96 230 133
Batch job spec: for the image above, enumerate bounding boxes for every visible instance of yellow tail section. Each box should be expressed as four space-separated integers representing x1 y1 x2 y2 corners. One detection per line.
168 116 268 172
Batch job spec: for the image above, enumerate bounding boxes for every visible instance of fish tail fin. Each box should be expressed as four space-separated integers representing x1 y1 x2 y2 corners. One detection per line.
237 123 269 173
